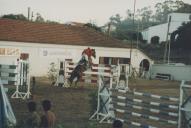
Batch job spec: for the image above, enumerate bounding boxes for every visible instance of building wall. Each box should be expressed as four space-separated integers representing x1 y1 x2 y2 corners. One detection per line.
142 13 191 43
168 13 191 22
147 23 168 43
150 64 191 81
0 41 152 76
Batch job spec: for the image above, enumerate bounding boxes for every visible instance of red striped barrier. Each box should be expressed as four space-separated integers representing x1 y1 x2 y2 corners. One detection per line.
64 61 116 84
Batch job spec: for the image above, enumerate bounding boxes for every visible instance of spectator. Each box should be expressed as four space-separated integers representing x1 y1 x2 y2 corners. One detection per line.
112 120 123 128
40 100 56 128
24 101 40 128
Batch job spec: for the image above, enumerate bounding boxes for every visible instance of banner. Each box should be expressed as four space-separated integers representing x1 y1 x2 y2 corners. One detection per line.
39 48 77 58
0 48 20 56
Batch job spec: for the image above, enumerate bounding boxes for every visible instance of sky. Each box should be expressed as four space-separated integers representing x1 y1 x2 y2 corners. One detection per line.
0 0 191 26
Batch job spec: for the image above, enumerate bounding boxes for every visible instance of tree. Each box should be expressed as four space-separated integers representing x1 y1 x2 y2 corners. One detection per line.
1 14 27 21
35 13 45 23
84 23 101 32
108 14 131 40
172 21 191 50
110 20 133 40
46 20 59 24
154 0 185 23
138 6 153 22
175 3 191 13
109 14 122 27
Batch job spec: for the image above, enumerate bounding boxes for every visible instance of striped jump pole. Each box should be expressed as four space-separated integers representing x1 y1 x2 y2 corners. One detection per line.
11 60 31 99
61 60 119 87
65 61 115 77
113 88 179 102
91 78 191 128
111 95 179 110
109 88 180 128
57 60 129 89
116 117 158 128
111 101 178 117
112 108 177 125
54 60 66 87
0 60 30 99
0 64 18 85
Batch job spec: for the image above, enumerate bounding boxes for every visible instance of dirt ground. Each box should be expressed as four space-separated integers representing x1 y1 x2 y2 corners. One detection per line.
9 77 181 128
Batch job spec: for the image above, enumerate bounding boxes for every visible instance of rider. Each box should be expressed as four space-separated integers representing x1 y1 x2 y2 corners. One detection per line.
78 47 95 69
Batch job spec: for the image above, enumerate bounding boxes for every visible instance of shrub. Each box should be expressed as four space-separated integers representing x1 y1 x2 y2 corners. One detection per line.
47 62 58 85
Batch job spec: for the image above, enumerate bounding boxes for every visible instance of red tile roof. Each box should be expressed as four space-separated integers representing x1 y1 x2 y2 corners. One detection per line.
0 19 131 48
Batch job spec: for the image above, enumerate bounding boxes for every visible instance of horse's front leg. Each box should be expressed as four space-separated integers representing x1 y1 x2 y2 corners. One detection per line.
90 65 93 70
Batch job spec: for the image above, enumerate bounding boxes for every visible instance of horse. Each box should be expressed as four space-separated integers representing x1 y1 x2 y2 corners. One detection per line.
67 48 96 86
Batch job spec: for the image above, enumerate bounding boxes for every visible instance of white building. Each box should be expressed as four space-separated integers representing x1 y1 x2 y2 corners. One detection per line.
0 19 152 77
142 13 191 43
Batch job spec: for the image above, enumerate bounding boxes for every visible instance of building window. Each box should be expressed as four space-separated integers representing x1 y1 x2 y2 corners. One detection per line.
99 57 130 65
119 58 130 64
104 57 110 64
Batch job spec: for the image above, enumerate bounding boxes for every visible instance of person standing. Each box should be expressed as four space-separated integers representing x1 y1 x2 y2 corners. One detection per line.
40 100 56 128
24 101 41 128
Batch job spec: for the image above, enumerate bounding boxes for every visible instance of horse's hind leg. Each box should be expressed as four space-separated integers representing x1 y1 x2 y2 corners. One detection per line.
74 76 80 87
68 78 72 87
75 72 84 88
68 70 76 87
